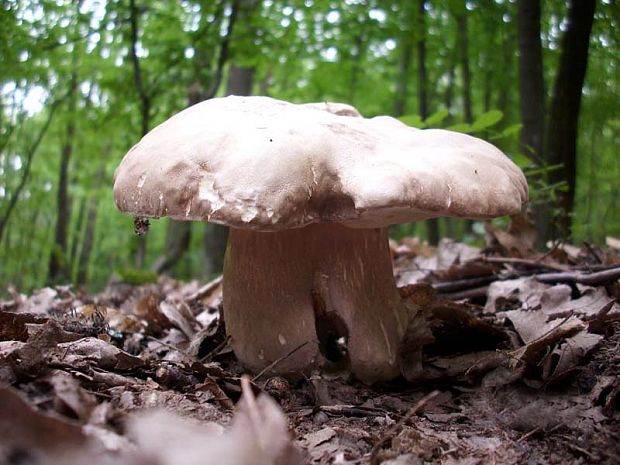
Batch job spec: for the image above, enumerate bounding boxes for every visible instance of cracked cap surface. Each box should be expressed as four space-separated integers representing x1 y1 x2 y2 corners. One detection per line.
113 95 528 230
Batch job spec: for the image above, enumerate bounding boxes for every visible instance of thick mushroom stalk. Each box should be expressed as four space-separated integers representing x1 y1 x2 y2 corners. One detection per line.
224 223 408 383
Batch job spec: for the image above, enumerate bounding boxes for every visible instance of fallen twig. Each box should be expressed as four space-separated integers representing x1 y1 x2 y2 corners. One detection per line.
252 341 310 382
186 276 223 303
534 265 620 286
482 256 567 271
429 265 620 299
146 335 192 359
318 405 389 418
369 390 441 465
200 335 231 363
439 285 490 300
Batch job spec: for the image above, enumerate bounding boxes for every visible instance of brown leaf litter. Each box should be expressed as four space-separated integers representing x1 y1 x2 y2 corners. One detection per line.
1 229 619 464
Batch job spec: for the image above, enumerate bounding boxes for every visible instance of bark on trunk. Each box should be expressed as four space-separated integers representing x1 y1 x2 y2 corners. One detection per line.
69 197 85 278
348 32 365 104
48 72 77 284
517 0 545 161
204 64 255 276
417 0 439 245
457 10 473 124
129 0 151 268
0 98 59 244
76 197 98 285
544 0 596 240
517 0 546 245
393 2 415 117
443 47 457 119
151 219 192 275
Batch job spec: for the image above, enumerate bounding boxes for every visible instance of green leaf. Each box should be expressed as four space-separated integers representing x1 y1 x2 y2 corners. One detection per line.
115 268 159 285
500 123 522 137
470 110 503 132
512 153 533 167
608 120 620 130
398 114 425 128
423 109 450 127
445 123 471 133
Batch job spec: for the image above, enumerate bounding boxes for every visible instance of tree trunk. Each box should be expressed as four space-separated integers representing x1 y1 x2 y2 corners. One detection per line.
457 10 473 124
152 0 248 277
517 0 546 245
417 0 439 245
128 0 151 268
393 4 414 117
152 85 202 276
443 46 457 119
69 197 85 278
451 4 475 238
226 65 255 95
76 196 98 285
151 219 192 274
48 71 77 284
544 0 596 240
0 98 59 244
517 0 545 161
203 64 255 276
348 32 366 104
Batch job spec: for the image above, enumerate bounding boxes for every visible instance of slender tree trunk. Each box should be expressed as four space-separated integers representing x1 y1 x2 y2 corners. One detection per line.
203 64 254 276
48 74 76 284
517 0 546 245
544 0 596 240
348 32 366 104
393 3 415 117
201 0 257 277
443 46 457 122
152 0 246 276
151 219 192 274
517 0 545 161
585 126 597 237
152 85 201 275
417 0 428 121
204 0 241 100
128 0 151 268
76 196 98 285
69 197 85 278
416 0 439 245
226 65 255 95
16 207 42 289
393 42 413 116
483 68 492 113
0 98 59 244
498 27 517 124
455 5 474 237
457 10 473 124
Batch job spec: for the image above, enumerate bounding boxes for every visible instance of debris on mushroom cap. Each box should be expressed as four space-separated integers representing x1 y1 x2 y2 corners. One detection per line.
300 101 362 117
113 96 528 230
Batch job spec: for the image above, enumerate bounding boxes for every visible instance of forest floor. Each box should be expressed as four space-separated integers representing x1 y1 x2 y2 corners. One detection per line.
1 221 620 465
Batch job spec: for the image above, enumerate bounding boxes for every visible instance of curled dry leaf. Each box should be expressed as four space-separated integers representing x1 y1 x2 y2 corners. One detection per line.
0 388 89 462
159 299 199 339
50 337 145 371
398 284 508 383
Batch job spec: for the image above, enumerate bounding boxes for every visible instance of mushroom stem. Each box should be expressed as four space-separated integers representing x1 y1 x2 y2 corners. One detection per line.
223 223 408 383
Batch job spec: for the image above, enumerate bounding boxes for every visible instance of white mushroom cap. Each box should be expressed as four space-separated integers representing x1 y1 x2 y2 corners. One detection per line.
113 96 528 230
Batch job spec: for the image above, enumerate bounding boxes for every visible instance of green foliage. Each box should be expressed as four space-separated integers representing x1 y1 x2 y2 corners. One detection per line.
115 268 159 286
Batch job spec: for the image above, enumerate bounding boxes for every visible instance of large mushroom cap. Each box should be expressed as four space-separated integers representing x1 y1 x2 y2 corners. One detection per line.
114 96 528 229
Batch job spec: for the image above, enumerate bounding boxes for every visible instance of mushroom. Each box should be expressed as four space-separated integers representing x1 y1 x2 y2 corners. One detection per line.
113 96 528 383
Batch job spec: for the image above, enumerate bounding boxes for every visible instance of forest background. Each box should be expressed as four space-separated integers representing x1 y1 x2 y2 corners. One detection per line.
0 0 617 294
